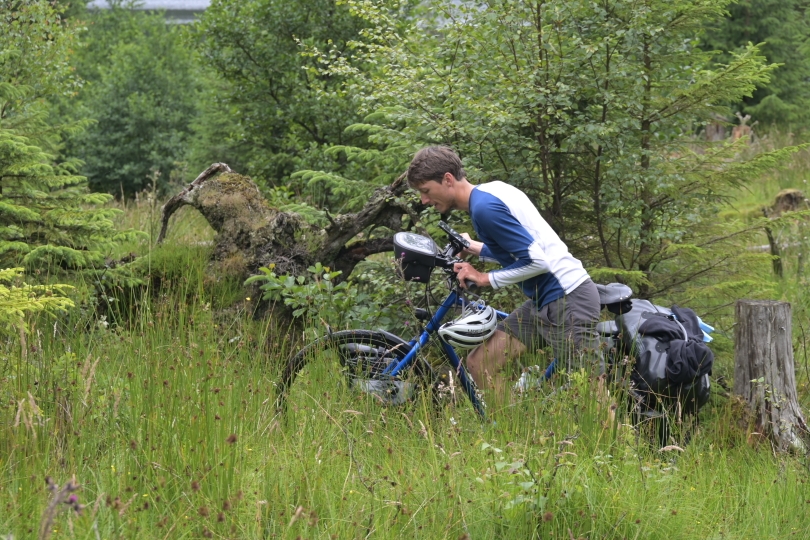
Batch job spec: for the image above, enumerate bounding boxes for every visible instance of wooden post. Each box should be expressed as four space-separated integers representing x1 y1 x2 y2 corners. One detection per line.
734 300 808 452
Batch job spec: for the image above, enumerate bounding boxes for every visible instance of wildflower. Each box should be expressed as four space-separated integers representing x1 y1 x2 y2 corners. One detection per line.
542 511 553 522
226 434 237 444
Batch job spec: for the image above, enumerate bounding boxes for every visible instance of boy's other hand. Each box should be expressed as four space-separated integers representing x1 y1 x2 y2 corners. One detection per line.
460 233 483 257
453 261 490 289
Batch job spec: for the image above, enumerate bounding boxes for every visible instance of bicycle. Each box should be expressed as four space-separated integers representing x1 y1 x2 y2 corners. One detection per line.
274 221 526 420
274 223 714 433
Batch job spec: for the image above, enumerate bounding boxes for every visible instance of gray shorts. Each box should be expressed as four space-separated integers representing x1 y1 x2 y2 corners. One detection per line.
498 279 602 372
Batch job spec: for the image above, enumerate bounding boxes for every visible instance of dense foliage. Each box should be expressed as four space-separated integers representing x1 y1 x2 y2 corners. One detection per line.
192 0 419 204
702 0 810 128
67 2 200 196
301 0 794 298
1 257 809 538
0 0 129 270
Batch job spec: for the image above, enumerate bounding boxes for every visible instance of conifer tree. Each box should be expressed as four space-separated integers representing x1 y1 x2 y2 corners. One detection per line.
0 1 132 271
0 268 73 335
702 0 810 127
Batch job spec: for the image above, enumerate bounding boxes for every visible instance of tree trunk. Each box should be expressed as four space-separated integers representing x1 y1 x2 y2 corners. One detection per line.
734 300 808 452
763 225 783 278
157 163 412 280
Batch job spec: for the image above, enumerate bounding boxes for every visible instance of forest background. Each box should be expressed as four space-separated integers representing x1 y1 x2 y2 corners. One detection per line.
2 0 810 538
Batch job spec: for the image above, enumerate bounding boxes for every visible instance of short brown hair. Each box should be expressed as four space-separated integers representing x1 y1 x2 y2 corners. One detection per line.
406 146 466 187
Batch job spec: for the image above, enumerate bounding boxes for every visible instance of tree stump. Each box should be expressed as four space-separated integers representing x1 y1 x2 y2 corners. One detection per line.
734 300 808 452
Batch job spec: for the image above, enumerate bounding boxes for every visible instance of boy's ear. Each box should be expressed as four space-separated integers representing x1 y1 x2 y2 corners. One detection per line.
442 172 455 185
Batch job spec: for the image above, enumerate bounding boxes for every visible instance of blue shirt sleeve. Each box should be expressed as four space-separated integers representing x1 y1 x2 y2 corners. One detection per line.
472 193 550 289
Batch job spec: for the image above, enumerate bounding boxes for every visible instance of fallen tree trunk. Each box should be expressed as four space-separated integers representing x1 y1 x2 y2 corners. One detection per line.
157 163 413 280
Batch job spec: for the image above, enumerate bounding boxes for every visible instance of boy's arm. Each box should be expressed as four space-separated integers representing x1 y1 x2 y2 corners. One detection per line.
476 199 550 290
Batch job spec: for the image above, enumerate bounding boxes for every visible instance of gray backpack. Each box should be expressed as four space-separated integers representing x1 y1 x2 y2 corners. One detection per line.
598 285 713 415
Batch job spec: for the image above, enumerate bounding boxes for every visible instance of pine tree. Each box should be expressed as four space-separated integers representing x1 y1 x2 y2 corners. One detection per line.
0 1 134 270
702 0 810 127
0 267 73 336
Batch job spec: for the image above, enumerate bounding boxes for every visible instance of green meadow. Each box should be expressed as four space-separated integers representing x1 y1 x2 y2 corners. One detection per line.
2 145 810 540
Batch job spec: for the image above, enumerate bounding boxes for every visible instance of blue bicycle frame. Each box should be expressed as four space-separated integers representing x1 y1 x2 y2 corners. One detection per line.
377 288 508 419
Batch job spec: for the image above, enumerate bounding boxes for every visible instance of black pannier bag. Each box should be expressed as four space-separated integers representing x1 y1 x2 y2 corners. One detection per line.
616 299 713 415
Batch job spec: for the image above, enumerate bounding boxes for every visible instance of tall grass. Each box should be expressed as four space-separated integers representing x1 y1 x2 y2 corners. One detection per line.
2 280 808 539
729 130 810 214
2 170 810 539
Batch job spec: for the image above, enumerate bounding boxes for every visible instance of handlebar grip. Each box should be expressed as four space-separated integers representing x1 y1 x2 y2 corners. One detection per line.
465 280 478 292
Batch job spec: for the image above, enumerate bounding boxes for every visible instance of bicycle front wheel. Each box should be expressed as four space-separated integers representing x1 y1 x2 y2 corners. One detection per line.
275 329 433 413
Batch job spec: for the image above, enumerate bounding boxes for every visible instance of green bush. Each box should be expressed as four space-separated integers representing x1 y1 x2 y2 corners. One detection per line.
246 262 383 337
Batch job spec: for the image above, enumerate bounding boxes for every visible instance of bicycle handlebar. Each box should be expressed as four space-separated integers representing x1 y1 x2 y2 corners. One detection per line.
434 255 474 288
426 222 479 293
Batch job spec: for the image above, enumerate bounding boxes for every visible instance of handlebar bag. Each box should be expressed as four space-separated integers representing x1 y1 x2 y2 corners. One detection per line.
393 231 439 282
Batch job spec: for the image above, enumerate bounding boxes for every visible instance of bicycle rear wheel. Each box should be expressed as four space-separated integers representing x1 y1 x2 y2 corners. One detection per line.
275 329 434 413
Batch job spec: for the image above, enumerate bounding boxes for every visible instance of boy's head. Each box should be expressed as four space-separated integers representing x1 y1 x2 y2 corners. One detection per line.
406 146 466 187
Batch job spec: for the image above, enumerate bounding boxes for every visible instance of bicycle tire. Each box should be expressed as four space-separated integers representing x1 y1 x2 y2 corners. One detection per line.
275 329 434 412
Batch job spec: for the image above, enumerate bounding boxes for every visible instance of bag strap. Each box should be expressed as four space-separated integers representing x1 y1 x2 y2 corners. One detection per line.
670 316 689 341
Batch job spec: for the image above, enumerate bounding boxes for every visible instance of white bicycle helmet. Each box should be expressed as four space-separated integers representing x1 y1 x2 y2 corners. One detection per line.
438 303 498 349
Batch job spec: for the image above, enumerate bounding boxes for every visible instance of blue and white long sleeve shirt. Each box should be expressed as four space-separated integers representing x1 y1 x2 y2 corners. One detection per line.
470 181 590 309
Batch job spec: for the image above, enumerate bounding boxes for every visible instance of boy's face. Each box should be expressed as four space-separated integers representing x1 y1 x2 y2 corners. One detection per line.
414 173 456 213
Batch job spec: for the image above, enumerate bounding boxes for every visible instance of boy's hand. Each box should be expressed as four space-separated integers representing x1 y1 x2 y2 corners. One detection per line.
453 262 490 289
460 233 484 257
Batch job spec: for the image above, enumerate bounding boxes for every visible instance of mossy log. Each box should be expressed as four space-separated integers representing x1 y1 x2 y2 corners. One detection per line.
157 163 411 280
